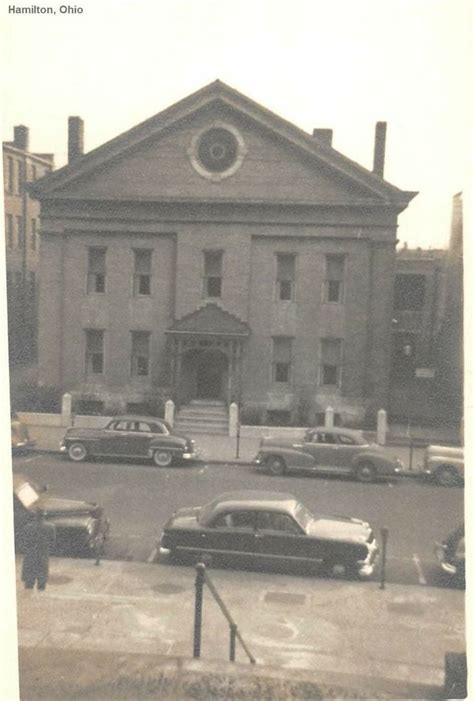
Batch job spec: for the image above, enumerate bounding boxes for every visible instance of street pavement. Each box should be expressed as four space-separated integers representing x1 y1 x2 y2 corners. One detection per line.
15 555 465 700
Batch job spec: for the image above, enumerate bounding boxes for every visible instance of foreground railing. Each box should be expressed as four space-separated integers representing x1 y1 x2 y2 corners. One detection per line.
193 562 256 664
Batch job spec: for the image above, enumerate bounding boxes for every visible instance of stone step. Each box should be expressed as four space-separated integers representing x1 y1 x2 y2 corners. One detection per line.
188 399 226 407
175 418 228 431
174 423 229 435
177 409 228 420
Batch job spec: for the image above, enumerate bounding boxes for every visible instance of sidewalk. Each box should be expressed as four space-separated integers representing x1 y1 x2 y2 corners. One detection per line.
15 556 464 699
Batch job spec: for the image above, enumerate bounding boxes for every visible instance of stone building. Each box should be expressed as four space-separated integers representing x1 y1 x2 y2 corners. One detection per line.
30 81 416 425
3 126 54 365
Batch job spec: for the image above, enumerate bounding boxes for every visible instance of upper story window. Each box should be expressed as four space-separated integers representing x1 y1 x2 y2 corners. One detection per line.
203 250 223 298
324 255 345 303
30 219 37 250
131 331 150 377
276 253 295 301
85 329 104 375
16 216 24 248
394 274 426 311
133 249 152 295
272 336 293 384
320 338 343 387
87 247 106 294
6 157 14 193
6 214 13 247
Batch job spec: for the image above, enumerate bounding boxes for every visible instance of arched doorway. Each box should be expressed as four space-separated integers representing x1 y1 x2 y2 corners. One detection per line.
182 348 229 401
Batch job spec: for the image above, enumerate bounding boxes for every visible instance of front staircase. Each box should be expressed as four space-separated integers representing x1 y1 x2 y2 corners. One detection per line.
174 400 229 435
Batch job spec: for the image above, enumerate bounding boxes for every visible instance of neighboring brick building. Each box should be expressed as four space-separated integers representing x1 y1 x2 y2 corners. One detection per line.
30 81 416 424
3 126 54 365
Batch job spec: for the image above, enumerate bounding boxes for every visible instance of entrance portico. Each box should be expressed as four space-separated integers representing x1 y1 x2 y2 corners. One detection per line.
166 304 250 406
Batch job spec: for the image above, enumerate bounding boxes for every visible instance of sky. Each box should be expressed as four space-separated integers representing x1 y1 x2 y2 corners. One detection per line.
1 0 472 248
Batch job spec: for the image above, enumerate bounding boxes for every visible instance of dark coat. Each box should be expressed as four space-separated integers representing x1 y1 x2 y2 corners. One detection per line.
21 518 56 583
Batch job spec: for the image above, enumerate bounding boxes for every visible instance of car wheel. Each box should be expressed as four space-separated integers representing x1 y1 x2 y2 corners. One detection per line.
152 449 173 467
266 455 287 476
68 442 87 462
435 465 459 487
355 461 376 483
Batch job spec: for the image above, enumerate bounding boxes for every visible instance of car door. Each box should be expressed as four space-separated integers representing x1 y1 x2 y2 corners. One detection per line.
98 419 131 455
304 431 345 473
254 511 315 564
334 433 361 472
126 420 157 457
203 510 257 562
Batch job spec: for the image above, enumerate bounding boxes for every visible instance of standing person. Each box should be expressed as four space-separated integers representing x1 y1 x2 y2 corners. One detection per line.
21 509 56 591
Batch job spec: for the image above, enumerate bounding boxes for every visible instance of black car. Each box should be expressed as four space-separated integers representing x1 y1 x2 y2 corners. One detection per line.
60 415 198 467
435 524 465 584
159 490 378 579
13 473 110 557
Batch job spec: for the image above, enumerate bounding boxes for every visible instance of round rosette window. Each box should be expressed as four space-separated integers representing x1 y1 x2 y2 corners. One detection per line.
188 123 247 180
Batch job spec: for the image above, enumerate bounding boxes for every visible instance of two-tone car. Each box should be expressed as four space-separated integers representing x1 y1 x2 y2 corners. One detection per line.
435 524 465 585
420 445 464 487
159 490 379 579
13 473 110 557
254 427 402 482
60 415 197 467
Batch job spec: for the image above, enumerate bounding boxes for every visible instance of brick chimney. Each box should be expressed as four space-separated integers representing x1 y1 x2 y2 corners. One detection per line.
373 122 386 177
13 125 29 152
312 128 333 147
68 116 84 163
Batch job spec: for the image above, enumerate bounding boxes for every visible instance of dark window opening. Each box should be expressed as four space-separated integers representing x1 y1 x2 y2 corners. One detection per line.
325 255 345 303
133 250 152 296
131 331 150 377
276 253 295 301
87 248 107 294
203 251 223 299
85 329 104 375
320 338 342 387
394 274 426 311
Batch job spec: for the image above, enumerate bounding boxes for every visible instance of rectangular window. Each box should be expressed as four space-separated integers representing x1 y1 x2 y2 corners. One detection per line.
131 331 150 377
6 214 14 247
30 219 37 249
276 253 295 301
272 337 292 383
394 274 426 311
7 156 14 193
324 255 345 303
17 160 23 194
203 250 223 298
29 271 36 299
87 247 106 293
320 338 343 386
85 329 104 375
133 249 152 295
16 216 23 248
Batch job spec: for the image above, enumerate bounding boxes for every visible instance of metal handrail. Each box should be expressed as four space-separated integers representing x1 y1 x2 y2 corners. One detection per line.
193 562 256 664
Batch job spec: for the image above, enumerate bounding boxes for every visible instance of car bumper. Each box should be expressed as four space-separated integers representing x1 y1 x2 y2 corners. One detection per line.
434 542 458 575
357 539 379 578
182 450 198 460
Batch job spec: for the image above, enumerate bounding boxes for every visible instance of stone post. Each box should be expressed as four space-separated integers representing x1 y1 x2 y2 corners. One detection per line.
377 409 387 445
165 399 175 427
229 402 239 438
325 406 334 428
61 392 73 427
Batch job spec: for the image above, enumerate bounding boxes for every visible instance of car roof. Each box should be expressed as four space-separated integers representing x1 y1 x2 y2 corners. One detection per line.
108 415 165 423
208 490 299 512
310 426 366 437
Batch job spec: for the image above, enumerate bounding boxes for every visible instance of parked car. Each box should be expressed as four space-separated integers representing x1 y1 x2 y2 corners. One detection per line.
11 413 35 454
13 473 110 557
60 415 197 467
420 445 464 487
253 427 402 482
435 523 465 584
159 490 379 579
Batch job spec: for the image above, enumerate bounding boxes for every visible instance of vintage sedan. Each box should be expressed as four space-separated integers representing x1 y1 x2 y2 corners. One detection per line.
159 490 379 579
254 427 402 482
60 415 197 467
420 445 464 487
13 473 110 557
435 523 465 584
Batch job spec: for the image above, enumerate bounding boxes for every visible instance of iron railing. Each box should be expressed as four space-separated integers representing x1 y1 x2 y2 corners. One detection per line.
193 562 256 664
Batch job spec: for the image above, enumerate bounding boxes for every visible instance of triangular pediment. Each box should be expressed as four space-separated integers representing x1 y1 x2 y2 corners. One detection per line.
167 303 250 337
31 81 416 210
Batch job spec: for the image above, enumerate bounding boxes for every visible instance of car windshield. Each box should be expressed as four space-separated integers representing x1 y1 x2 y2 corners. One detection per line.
293 502 313 530
16 481 40 509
